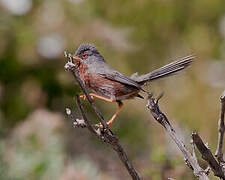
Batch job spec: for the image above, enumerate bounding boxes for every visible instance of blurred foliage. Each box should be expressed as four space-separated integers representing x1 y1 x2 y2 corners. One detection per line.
0 0 224 179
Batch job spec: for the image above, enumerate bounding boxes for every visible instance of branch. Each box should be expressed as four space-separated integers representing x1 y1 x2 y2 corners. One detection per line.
64 52 140 180
215 90 225 164
192 132 225 179
146 93 209 180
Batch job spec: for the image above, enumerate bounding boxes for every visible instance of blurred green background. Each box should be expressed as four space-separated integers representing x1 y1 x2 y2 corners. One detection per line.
0 0 225 179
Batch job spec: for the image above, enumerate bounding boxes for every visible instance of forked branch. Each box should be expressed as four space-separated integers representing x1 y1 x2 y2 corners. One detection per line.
147 93 209 180
147 91 225 179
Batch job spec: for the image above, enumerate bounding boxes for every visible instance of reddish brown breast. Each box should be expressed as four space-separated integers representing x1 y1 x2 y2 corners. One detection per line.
77 62 88 84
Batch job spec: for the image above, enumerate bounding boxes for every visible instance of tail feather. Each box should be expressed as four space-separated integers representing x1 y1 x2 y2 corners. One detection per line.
135 55 194 85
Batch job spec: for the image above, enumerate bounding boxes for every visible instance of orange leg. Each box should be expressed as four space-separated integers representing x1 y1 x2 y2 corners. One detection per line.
79 93 123 127
107 101 123 126
80 93 114 102
97 101 123 128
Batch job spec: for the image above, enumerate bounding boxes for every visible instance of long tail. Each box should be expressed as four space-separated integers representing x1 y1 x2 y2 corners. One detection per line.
135 55 195 85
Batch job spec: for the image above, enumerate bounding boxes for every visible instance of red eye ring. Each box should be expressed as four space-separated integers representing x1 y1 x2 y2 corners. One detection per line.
82 54 88 59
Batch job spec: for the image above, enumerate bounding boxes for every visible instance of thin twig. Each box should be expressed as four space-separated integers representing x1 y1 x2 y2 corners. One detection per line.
215 90 225 164
66 107 87 128
190 138 198 167
64 52 140 180
75 95 102 136
146 93 209 180
192 132 225 179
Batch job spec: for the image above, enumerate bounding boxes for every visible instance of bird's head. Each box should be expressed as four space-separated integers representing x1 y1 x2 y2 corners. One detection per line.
72 43 105 66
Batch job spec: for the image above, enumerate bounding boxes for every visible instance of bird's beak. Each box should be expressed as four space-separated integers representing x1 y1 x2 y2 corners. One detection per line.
72 56 81 62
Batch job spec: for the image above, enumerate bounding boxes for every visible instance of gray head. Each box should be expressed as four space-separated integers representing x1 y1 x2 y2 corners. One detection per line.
74 43 105 63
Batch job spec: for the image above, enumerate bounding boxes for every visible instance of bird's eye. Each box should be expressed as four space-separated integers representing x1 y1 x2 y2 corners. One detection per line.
82 54 88 59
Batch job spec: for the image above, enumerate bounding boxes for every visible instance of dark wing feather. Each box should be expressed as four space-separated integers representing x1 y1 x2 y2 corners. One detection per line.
98 72 141 89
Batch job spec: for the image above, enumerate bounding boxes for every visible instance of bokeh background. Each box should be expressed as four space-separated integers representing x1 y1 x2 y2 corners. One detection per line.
0 0 225 179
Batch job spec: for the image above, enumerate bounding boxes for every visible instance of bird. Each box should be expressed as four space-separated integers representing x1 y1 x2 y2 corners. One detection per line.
70 43 194 127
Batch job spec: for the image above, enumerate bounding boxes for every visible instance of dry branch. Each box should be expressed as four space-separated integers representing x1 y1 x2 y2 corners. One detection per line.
192 132 225 179
215 90 225 164
146 93 209 180
147 91 225 179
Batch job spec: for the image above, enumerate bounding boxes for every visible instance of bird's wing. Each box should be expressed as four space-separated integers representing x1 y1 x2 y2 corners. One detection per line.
98 71 141 89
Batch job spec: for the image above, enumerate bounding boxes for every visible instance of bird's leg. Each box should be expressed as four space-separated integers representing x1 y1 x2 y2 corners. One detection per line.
107 101 123 126
96 101 123 128
80 93 114 102
88 94 123 126
88 93 114 102
80 93 123 128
